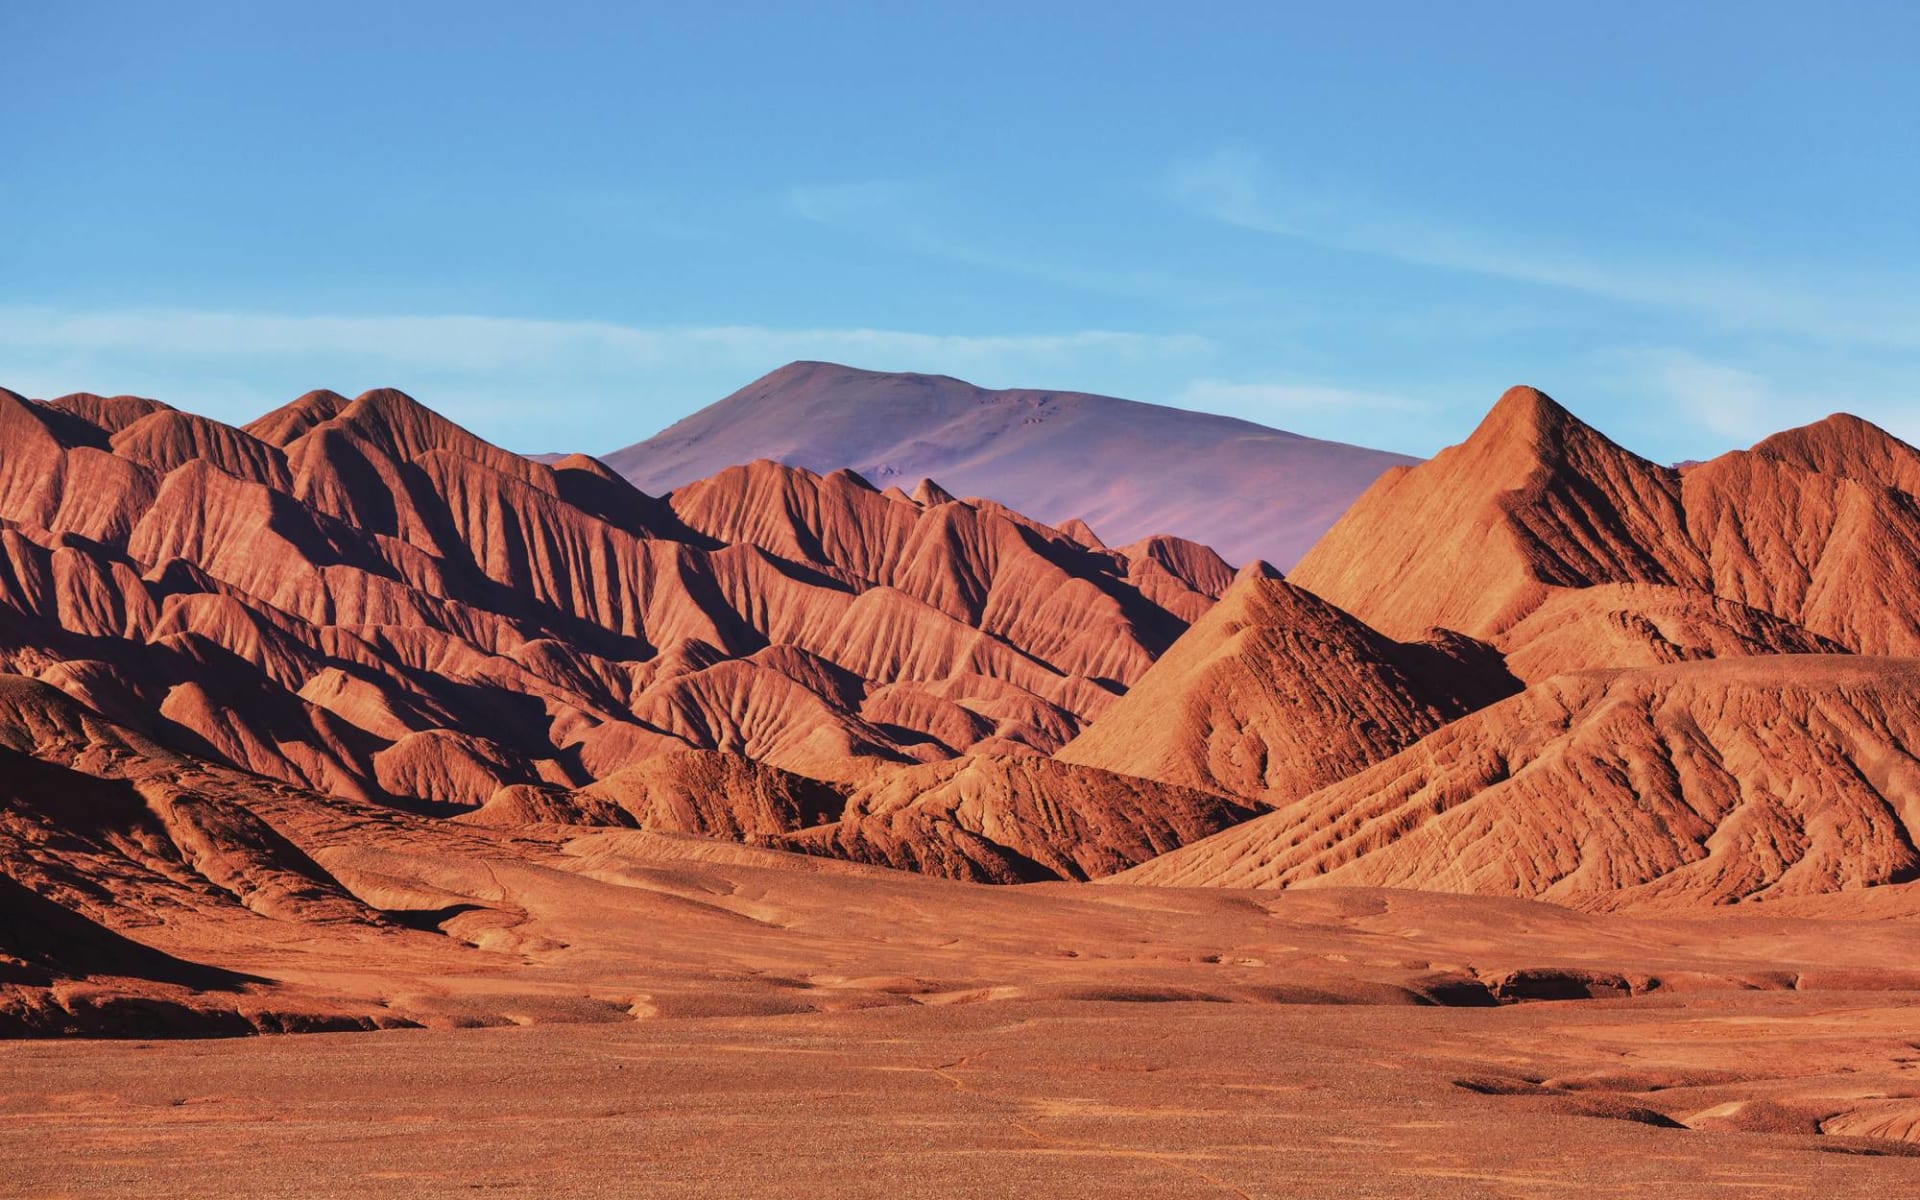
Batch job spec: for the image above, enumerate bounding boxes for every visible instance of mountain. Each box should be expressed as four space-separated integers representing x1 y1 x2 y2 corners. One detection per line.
1105 385 1920 909
1119 656 1920 910
777 754 1262 883
1289 386 1920 676
0 383 1255 886
603 361 1417 569
1286 386 1703 646
23 373 1920 1198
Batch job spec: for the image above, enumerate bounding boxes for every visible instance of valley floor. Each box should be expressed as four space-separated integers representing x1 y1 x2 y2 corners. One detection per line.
9 992 1920 1198
10 821 1920 1196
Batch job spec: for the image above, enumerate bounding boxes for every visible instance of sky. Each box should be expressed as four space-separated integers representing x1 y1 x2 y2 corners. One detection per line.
3 1 1916 461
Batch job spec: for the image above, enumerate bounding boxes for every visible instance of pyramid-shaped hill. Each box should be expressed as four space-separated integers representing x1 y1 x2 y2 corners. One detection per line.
1055 561 1518 804
1286 386 1703 643
1288 386 1920 673
602 360 1416 570
1117 656 1920 911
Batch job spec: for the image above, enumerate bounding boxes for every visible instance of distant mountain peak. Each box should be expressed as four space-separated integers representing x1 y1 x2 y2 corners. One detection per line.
1228 558 1285 588
244 389 352 446
1056 517 1106 550
604 361 1416 569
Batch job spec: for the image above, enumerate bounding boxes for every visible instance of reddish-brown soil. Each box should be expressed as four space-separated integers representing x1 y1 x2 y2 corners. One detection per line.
8 812 1920 1196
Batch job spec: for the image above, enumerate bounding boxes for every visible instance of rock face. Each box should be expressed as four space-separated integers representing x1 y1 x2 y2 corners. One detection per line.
1286 387 1704 648
1119 387 1920 909
603 361 1416 570
0 673 401 1033
462 749 843 838
1120 657 1920 909
1288 387 1920 673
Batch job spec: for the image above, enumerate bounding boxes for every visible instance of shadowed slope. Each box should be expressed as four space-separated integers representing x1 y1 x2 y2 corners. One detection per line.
0 873 259 992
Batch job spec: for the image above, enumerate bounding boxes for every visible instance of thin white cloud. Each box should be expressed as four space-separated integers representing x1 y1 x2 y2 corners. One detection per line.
786 178 1253 304
786 180 920 226
1611 346 1920 449
0 306 1217 450
1171 147 1920 349
1631 351 1783 442
0 307 1212 376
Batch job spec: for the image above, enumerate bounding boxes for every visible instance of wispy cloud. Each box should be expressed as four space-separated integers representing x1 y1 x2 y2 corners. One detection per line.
0 306 1216 449
1625 350 1785 442
1171 147 1920 349
0 306 1211 375
785 180 922 227
785 179 1249 304
1607 346 1920 449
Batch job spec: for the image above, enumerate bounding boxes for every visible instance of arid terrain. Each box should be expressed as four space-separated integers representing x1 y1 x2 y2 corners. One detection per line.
12 807 1920 1197
7 372 1920 1196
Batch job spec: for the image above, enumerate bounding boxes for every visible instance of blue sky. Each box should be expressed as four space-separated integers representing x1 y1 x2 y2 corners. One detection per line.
3 1 1916 461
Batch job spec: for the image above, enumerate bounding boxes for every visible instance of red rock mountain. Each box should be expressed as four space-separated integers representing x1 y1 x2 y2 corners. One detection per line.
1289 387 1920 676
12 374 1920 1041
1120 657 1920 909
1108 387 1920 909
602 361 1416 570
0 383 1276 889
1056 562 1518 803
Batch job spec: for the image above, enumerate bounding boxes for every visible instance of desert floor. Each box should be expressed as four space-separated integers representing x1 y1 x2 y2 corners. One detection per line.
8 826 1920 1197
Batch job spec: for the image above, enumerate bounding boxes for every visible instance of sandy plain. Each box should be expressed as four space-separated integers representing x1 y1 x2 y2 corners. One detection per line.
8 823 1920 1198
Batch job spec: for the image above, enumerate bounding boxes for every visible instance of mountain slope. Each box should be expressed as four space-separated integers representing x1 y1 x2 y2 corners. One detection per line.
1287 386 1702 644
0 381 1267 888
0 384 1217 779
1289 386 1920 674
604 361 1416 569
1120 656 1920 909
